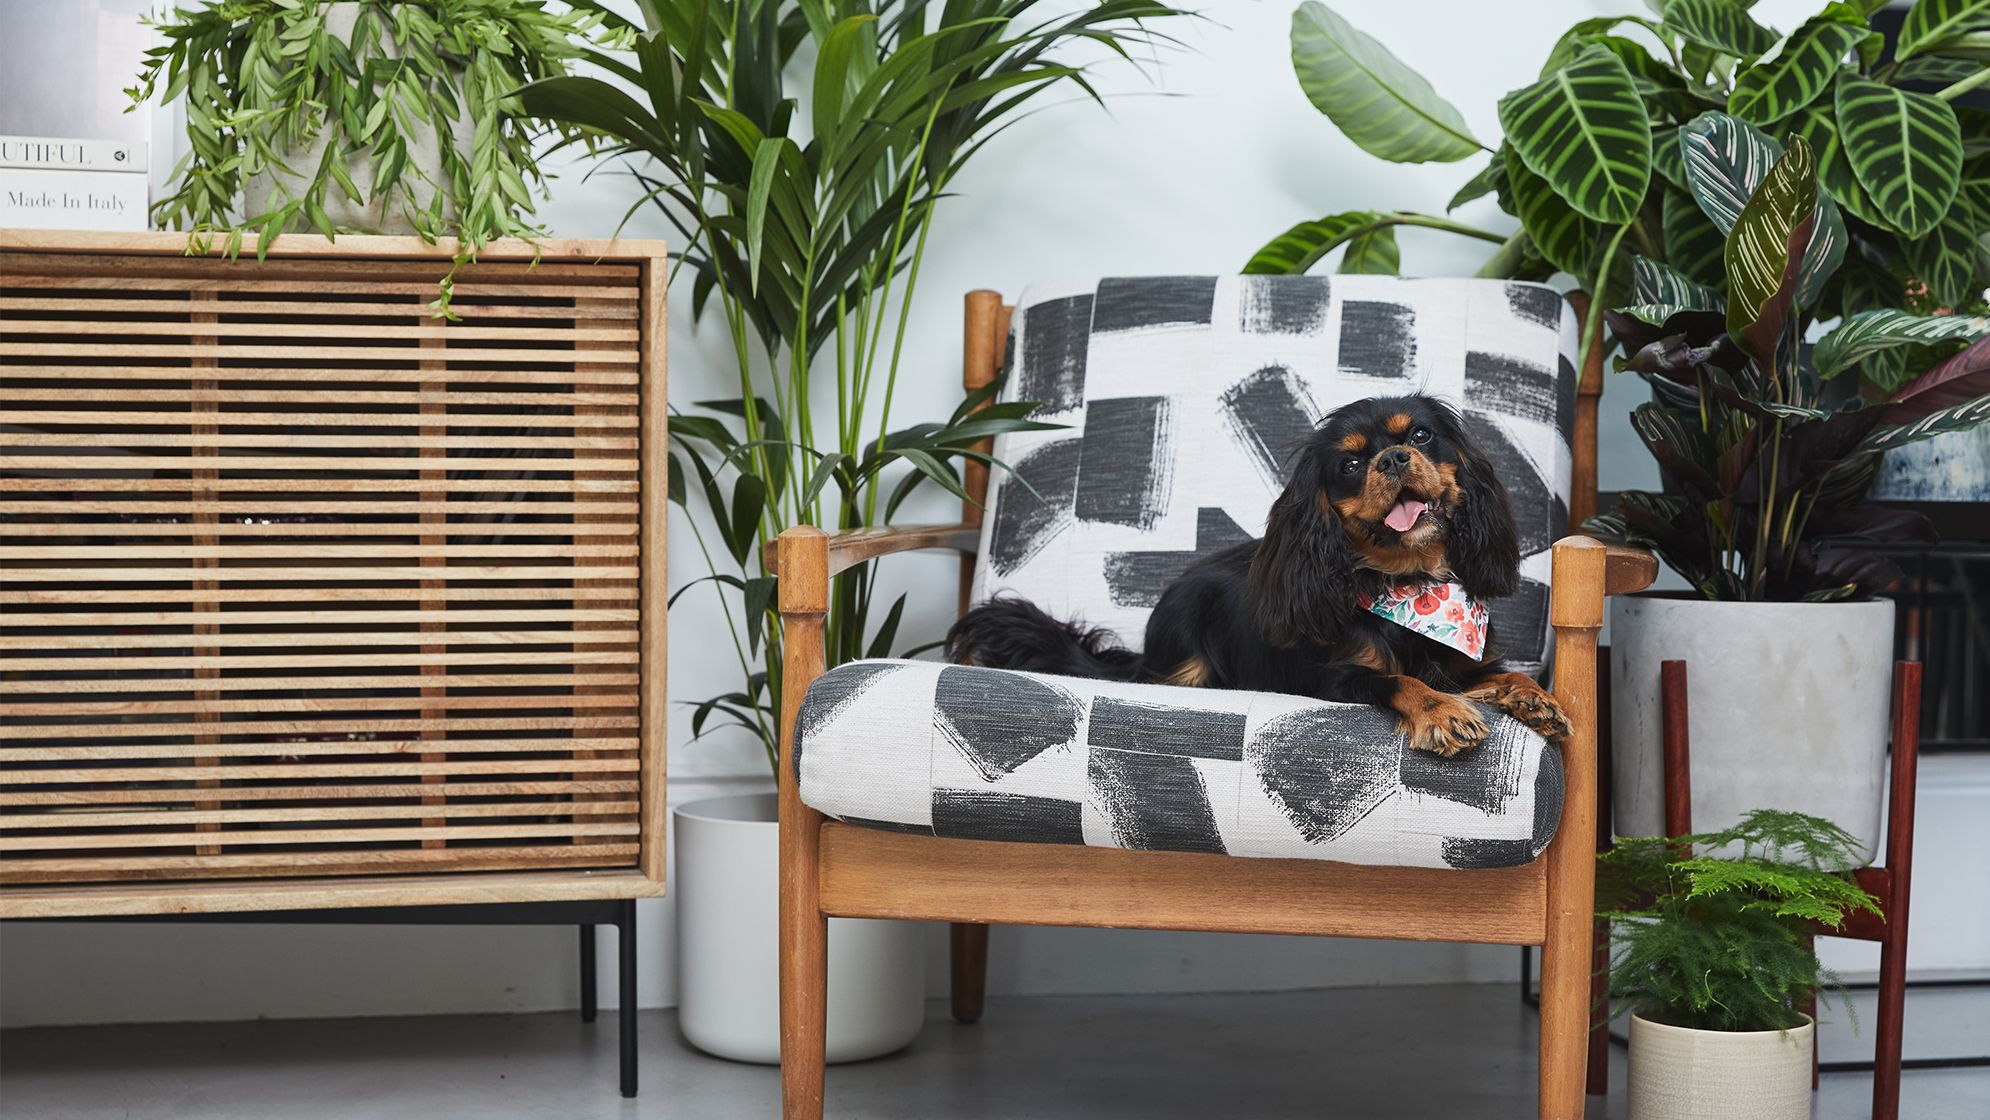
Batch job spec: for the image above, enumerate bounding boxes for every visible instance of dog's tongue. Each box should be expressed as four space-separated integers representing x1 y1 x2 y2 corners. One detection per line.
1384 498 1428 532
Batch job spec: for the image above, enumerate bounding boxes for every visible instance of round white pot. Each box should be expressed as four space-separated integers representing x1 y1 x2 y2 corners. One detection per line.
1628 1013 1813 1120
673 793 925 1065
241 3 454 234
1610 595 1893 861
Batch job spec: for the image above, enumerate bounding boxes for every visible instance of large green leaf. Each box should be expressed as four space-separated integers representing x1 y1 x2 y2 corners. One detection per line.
1728 15 1871 126
1447 155 1502 211
1680 111 1844 306
1500 145 1606 278
1290 2 1481 164
1903 211 1988 307
1835 75 1965 237
1813 308 1990 378
1725 137 1818 363
1897 0 1990 61
1243 211 1387 275
1662 184 1729 286
1339 225 1401 273
1787 102 1884 228
1498 43 1652 223
1662 0 1778 60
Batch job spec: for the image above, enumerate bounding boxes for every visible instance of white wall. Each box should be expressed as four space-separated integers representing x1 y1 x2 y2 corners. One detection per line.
6 0 1982 1029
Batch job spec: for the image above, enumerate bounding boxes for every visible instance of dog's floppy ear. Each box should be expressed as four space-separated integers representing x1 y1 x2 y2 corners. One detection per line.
1445 418 1522 599
1249 446 1357 648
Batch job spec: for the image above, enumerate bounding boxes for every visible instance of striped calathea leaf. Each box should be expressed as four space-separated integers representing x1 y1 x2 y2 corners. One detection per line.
1632 254 1723 309
1497 42 1652 224
1814 309 1990 379
1725 136 1818 366
1661 0 1779 60
1680 112 1845 310
1896 0 1990 62
1834 75 1964 238
1728 12 1872 127
1289 2 1481 164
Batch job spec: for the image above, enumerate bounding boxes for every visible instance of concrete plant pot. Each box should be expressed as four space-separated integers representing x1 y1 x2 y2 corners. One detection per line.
1628 1013 1814 1120
1610 595 1894 861
672 793 925 1064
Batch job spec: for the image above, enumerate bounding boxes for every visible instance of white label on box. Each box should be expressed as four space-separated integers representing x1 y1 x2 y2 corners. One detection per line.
0 167 150 230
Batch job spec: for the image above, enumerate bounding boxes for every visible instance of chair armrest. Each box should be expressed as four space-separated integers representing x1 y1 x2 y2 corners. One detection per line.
1602 542 1658 597
762 523 981 579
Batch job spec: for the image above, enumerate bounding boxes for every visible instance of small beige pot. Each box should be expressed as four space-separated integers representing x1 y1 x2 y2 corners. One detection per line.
1628 1012 1813 1120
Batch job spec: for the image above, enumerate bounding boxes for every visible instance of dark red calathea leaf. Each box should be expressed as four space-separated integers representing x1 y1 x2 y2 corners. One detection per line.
1883 335 1990 425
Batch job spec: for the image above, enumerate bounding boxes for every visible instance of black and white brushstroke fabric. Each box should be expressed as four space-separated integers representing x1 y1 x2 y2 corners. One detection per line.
795 660 1563 869
976 275 1578 677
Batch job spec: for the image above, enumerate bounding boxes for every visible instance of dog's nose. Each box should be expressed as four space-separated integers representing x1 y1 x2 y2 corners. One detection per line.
1377 447 1412 475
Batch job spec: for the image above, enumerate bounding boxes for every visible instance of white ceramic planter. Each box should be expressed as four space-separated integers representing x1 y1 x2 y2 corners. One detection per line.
1628 1013 1813 1120
1610 595 1893 861
241 3 453 234
673 793 925 1064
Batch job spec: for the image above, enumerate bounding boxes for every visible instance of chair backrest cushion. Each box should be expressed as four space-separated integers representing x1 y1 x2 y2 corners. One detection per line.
970 276 1578 676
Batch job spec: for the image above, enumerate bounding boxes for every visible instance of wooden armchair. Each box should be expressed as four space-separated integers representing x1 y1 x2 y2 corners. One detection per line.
776 283 1657 1119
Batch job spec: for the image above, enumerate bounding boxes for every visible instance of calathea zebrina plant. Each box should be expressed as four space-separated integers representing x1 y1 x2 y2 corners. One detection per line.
1248 0 1990 384
1592 125 1989 602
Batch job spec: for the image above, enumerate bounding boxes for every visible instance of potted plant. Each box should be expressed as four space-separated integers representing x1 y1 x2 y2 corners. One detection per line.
128 0 624 312
517 0 1186 1063
1598 809 1881 1120
1243 1 1989 858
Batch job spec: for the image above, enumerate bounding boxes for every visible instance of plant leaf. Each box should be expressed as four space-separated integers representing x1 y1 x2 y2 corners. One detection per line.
1338 224 1401 273
1243 211 1385 275
1834 75 1965 238
1902 211 1987 307
1289 1 1481 164
742 575 777 656
1497 43 1652 223
1813 309 1989 378
1897 0 1990 62
1726 136 1818 364
1681 112 1844 306
865 593 907 659
1662 0 1779 60
1865 390 1990 450
1661 184 1728 286
1787 102 1885 229
1446 155 1502 212
1729 14 1870 127
1500 145 1607 278
1883 334 1990 423
1633 254 1723 308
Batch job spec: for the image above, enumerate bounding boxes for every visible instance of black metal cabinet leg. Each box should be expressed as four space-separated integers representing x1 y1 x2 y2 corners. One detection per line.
580 925 598 1023
618 900 637 1098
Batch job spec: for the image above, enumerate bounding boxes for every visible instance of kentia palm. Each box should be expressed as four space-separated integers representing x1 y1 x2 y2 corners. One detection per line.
518 1 1187 772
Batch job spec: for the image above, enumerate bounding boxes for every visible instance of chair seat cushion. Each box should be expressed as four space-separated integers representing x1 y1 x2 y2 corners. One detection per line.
794 660 1562 870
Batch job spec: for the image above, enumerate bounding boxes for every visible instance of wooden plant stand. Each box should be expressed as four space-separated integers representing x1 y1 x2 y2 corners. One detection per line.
1585 657 1923 1120
0 231 669 1094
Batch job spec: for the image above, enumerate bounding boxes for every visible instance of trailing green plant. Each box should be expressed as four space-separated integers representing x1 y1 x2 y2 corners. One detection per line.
1597 809 1881 1033
129 0 628 314
1248 0 1990 396
517 1 1186 772
1591 133 1988 601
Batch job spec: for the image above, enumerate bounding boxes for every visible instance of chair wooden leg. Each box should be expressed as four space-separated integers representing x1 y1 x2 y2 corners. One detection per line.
1542 538 1605 1119
779 528 830 1120
1585 917 1610 1096
950 922 989 1024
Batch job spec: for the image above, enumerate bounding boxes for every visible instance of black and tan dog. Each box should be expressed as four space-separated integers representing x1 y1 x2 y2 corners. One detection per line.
945 395 1570 756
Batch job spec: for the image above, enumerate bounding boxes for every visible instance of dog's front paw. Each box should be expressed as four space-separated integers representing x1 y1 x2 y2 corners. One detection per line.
1393 680 1490 757
1465 673 1571 742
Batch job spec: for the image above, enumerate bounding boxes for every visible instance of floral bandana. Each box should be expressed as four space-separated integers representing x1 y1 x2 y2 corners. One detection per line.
1358 580 1489 661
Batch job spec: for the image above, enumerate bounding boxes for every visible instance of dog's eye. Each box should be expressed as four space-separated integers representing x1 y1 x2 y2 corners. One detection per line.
1339 457 1361 476
1409 425 1433 445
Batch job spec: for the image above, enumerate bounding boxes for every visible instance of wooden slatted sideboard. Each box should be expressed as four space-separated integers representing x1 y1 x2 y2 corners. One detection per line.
0 231 668 918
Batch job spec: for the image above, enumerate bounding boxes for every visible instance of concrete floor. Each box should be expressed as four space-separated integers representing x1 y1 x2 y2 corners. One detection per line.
2 985 1985 1120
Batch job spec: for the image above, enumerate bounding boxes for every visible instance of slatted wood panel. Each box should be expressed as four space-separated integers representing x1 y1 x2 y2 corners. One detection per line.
0 240 665 890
